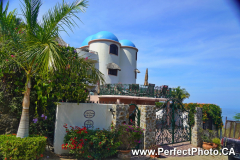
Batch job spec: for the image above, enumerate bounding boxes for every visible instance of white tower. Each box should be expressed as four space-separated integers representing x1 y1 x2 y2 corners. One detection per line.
77 31 140 84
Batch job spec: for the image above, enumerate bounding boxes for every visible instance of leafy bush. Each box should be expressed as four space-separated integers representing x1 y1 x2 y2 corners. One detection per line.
62 124 121 159
0 45 104 142
212 138 221 150
0 134 46 160
115 124 144 150
199 128 217 143
184 103 223 128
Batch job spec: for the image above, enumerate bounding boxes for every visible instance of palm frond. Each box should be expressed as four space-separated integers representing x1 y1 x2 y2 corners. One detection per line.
20 0 88 75
20 0 42 36
41 0 88 36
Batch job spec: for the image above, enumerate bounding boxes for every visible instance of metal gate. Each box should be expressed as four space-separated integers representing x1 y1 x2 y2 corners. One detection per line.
129 103 141 149
129 103 140 127
156 98 191 145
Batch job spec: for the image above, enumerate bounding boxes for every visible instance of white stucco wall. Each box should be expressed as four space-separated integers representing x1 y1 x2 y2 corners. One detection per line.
54 103 114 154
89 41 120 84
119 47 137 84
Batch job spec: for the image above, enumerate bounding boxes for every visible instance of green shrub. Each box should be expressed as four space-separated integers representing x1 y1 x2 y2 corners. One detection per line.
0 134 46 160
115 124 144 150
62 124 121 159
212 138 221 150
199 128 217 143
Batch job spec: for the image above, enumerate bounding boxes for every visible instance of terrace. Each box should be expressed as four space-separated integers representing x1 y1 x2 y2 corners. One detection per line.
90 83 173 105
99 83 172 98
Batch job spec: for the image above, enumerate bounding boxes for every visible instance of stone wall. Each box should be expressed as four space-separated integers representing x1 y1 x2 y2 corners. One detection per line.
112 104 156 149
191 107 203 147
112 104 129 127
138 105 156 149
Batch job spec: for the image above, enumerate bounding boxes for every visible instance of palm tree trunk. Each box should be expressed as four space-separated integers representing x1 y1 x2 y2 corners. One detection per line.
16 76 31 138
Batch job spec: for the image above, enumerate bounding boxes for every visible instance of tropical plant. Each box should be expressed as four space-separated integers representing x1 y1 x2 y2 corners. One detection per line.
63 124 121 159
212 138 221 150
0 0 90 138
199 128 217 143
171 86 190 102
233 113 240 121
116 124 144 150
184 103 223 128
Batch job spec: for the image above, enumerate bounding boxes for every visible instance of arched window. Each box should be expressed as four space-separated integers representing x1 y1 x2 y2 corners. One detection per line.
109 44 118 56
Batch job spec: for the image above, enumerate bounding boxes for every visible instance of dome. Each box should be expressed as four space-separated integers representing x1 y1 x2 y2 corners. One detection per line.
119 39 136 48
91 31 119 42
81 35 94 47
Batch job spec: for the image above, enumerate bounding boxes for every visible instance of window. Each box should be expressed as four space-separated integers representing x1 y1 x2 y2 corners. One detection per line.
135 72 137 79
109 44 118 56
108 69 118 76
136 52 137 60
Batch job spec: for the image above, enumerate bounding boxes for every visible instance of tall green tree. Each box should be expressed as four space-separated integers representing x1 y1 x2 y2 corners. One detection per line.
171 86 190 102
233 113 240 121
0 0 91 138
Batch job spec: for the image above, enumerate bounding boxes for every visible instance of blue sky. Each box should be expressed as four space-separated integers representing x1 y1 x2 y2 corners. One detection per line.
5 0 240 118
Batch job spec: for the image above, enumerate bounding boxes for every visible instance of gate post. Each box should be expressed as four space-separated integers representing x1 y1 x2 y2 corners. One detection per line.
171 101 175 144
138 105 156 149
112 104 130 127
191 107 203 147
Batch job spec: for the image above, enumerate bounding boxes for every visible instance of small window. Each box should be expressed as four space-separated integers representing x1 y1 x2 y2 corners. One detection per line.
136 52 137 60
109 44 118 56
108 69 118 76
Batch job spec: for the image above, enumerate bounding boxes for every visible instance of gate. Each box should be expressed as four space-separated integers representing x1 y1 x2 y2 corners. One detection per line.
129 103 140 127
156 98 191 145
129 103 141 149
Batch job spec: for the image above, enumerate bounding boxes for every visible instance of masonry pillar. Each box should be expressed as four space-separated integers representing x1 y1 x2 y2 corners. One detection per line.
191 107 203 147
112 104 129 127
139 105 156 149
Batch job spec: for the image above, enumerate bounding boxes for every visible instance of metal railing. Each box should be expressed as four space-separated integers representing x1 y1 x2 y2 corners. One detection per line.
99 84 172 98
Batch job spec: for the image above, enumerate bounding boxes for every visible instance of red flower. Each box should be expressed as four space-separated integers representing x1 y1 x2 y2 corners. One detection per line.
40 154 43 157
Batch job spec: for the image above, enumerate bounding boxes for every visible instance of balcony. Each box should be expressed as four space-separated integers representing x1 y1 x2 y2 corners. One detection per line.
99 84 172 98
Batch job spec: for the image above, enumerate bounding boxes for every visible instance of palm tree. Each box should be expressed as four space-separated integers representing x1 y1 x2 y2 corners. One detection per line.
171 86 190 103
1 0 89 138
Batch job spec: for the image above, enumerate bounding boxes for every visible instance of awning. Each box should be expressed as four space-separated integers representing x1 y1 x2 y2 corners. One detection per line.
135 69 140 73
107 63 121 71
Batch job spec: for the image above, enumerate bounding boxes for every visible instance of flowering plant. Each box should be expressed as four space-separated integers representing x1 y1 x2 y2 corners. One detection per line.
62 124 121 159
116 124 144 150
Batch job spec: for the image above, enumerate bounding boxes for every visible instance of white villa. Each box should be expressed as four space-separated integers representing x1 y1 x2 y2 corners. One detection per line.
76 31 140 84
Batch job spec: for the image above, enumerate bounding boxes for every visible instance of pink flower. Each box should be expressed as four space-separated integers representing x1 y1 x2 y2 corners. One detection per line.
6 59 8 61
11 55 15 58
85 57 88 60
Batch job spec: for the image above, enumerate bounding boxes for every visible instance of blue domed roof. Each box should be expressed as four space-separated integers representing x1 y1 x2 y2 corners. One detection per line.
81 35 94 47
91 31 119 42
119 39 136 48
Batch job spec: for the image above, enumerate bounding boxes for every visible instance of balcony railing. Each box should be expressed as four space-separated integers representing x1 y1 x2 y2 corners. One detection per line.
99 84 172 98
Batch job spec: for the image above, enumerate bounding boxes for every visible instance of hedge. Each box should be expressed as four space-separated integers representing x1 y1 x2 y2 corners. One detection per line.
0 134 46 160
